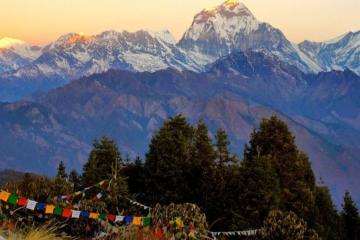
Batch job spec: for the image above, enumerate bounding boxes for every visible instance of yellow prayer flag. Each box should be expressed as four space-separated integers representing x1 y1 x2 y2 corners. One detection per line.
45 205 55 214
133 217 142 225
0 191 10 202
89 213 99 219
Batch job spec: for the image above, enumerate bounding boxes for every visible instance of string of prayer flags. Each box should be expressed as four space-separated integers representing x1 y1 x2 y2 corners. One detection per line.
128 198 151 210
0 190 151 227
210 229 259 237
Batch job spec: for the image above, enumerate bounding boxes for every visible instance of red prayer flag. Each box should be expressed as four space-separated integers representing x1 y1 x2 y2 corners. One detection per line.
17 197 27 206
62 208 72 218
107 214 116 222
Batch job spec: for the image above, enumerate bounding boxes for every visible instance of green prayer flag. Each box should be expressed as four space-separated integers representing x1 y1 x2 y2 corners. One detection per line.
53 207 63 216
143 217 151 226
7 194 18 205
99 213 107 220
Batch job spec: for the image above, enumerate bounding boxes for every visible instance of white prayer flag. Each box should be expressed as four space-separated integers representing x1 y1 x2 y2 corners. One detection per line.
26 200 37 210
115 215 124 223
71 210 81 218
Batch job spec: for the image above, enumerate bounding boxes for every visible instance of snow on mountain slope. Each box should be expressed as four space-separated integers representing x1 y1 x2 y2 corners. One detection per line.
298 31 360 75
179 0 315 73
0 37 42 73
7 30 202 81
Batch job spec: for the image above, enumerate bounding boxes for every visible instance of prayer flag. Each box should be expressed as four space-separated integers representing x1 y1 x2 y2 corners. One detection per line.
62 208 72 218
115 215 124 223
80 211 89 218
45 205 55 214
99 213 107 221
0 191 10 202
89 213 99 219
142 217 151 226
36 203 46 211
7 194 18 205
53 207 63 216
125 216 133 225
17 197 27 206
26 200 37 210
133 217 142 226
107 214 116 222
71 210 81 219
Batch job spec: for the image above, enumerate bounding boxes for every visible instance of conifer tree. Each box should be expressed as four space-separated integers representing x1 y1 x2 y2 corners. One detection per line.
56 161 68 179
237 147 280 228
69 169 81 191
144 115 194 204
243 116 316 223
54 161 71 196
313 186 342 240
215 128 237 166
341 191 360 240
82 135 128 208
192 120 217 209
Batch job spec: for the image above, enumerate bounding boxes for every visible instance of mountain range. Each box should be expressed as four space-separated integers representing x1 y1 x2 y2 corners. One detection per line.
1 0 360 206
0 0 360 101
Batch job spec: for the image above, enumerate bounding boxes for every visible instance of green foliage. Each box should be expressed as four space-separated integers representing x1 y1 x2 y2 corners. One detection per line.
144 115 195 204
313 186 342 240
151 203 208 238
215 128 237 166
56 161 67 179
237 148 280 228
243 116 316 223
82 135 128 209
260 210 320 240
0 115 346 239
341 191 360 240
68 170 80 191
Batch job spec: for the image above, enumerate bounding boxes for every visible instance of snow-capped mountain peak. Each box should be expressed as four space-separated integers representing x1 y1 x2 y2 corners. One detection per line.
183 0 259 42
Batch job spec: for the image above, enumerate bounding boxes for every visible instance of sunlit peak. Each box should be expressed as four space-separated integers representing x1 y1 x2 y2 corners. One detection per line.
223 0 239 8
65 33 92 45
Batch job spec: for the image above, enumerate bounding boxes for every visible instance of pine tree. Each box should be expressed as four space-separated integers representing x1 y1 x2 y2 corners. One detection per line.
243 116 316 223
192 120 217 210
69 169 81 191
122 156 145 197
144 115 194 204
54 161 71 195
313 186 342 240
341 191 360 240
82 135 128 208
237 147 280 228
215 128 237 166
56 161 68 179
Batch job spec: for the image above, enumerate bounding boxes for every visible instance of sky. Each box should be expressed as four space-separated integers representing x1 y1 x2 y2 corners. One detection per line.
1 0 360 45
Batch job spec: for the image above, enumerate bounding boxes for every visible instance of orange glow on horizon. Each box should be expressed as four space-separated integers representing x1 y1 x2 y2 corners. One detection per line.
0 0 359 46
